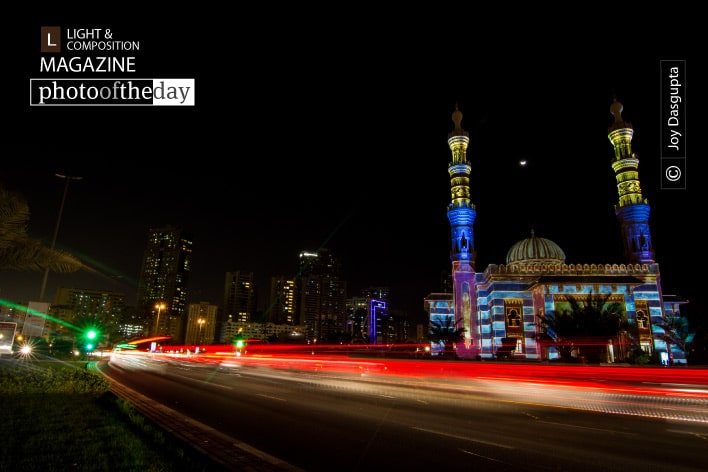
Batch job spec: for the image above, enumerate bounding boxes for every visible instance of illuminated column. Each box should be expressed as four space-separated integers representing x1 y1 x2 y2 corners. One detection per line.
446 105 477 357
608 98 655 264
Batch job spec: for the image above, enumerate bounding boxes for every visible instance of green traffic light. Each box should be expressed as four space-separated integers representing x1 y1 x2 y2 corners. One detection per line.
82 329 99 351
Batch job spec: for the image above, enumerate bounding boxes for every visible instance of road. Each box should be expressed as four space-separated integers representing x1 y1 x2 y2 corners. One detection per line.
99 353 708 471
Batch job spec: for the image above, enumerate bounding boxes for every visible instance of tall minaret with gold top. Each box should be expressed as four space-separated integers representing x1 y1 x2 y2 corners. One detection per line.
608 98 655 264
447 104 476 266
447 104 477 356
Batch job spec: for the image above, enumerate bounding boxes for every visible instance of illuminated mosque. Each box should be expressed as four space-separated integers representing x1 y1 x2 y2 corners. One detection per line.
428 99 688 364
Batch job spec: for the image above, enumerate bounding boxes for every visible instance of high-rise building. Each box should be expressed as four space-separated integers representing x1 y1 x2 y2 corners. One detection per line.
223 271 257 324
268 275 297 325
218 271 257 343
296 248 346 342
136 225 193 343
440 101 688 363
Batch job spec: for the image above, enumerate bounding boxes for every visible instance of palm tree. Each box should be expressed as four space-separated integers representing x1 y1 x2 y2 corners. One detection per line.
0 184 83 273
429 316 466 359
537 292 629 363
654 310 691 365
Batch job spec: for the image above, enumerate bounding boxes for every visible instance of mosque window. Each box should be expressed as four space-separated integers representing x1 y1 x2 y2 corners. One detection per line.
507 309 521 327
636 311 649 330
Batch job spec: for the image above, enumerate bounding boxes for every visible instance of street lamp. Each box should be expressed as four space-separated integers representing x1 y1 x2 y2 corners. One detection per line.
39 174 83 302
154 303 166 337
197 318 205 344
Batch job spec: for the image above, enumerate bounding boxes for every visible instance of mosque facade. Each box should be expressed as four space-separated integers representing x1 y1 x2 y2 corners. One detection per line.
438 100 688 364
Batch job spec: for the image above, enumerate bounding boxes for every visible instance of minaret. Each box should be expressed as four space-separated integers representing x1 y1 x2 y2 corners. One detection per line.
447 104 477 267
447 105 477 357
608 98 655 264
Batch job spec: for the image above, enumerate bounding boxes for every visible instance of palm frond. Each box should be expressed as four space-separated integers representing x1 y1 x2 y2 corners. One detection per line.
0 239 83 272
0 185 31 249
0 184 84 273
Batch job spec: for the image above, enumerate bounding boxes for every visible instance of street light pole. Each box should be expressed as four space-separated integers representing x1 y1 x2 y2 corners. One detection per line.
39 173 83 302
198 318 205 344
154 303 166 337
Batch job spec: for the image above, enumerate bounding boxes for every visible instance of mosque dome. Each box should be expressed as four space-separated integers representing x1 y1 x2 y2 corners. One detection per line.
506 230 566 267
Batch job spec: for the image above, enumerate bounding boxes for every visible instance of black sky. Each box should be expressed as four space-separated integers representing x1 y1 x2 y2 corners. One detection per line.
4 13 699 322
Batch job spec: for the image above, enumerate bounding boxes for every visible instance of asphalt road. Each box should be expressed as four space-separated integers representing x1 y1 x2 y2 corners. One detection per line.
97 355 708 471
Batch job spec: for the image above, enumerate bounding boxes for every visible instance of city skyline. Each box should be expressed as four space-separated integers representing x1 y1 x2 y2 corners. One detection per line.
5 19 696 324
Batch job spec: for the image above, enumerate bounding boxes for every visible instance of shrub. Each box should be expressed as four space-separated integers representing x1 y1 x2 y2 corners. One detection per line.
628 348 651 365
0 360 110 395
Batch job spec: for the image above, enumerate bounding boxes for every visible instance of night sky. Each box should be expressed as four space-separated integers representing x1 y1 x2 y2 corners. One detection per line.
4 14 698 323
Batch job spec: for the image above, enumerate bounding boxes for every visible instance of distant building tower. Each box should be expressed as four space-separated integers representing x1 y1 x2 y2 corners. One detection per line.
608 98 655 264
360 286 390 301
136 225 193 343
296 248 347 342
221 271 257 341
345 297 370 342
268 276 297 325
350 286 402 344
346 288 393 344
368 299 389 344
223 271 257 323
48 287 126 342
446 105 478 357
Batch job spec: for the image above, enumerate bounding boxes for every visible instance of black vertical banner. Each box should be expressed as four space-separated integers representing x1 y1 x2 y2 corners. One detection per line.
660 60 686 190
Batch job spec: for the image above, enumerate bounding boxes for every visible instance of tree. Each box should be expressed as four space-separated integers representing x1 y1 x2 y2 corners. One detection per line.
654 310 691 365
537 293 629 363
0 184 83 272
429 316 466 359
